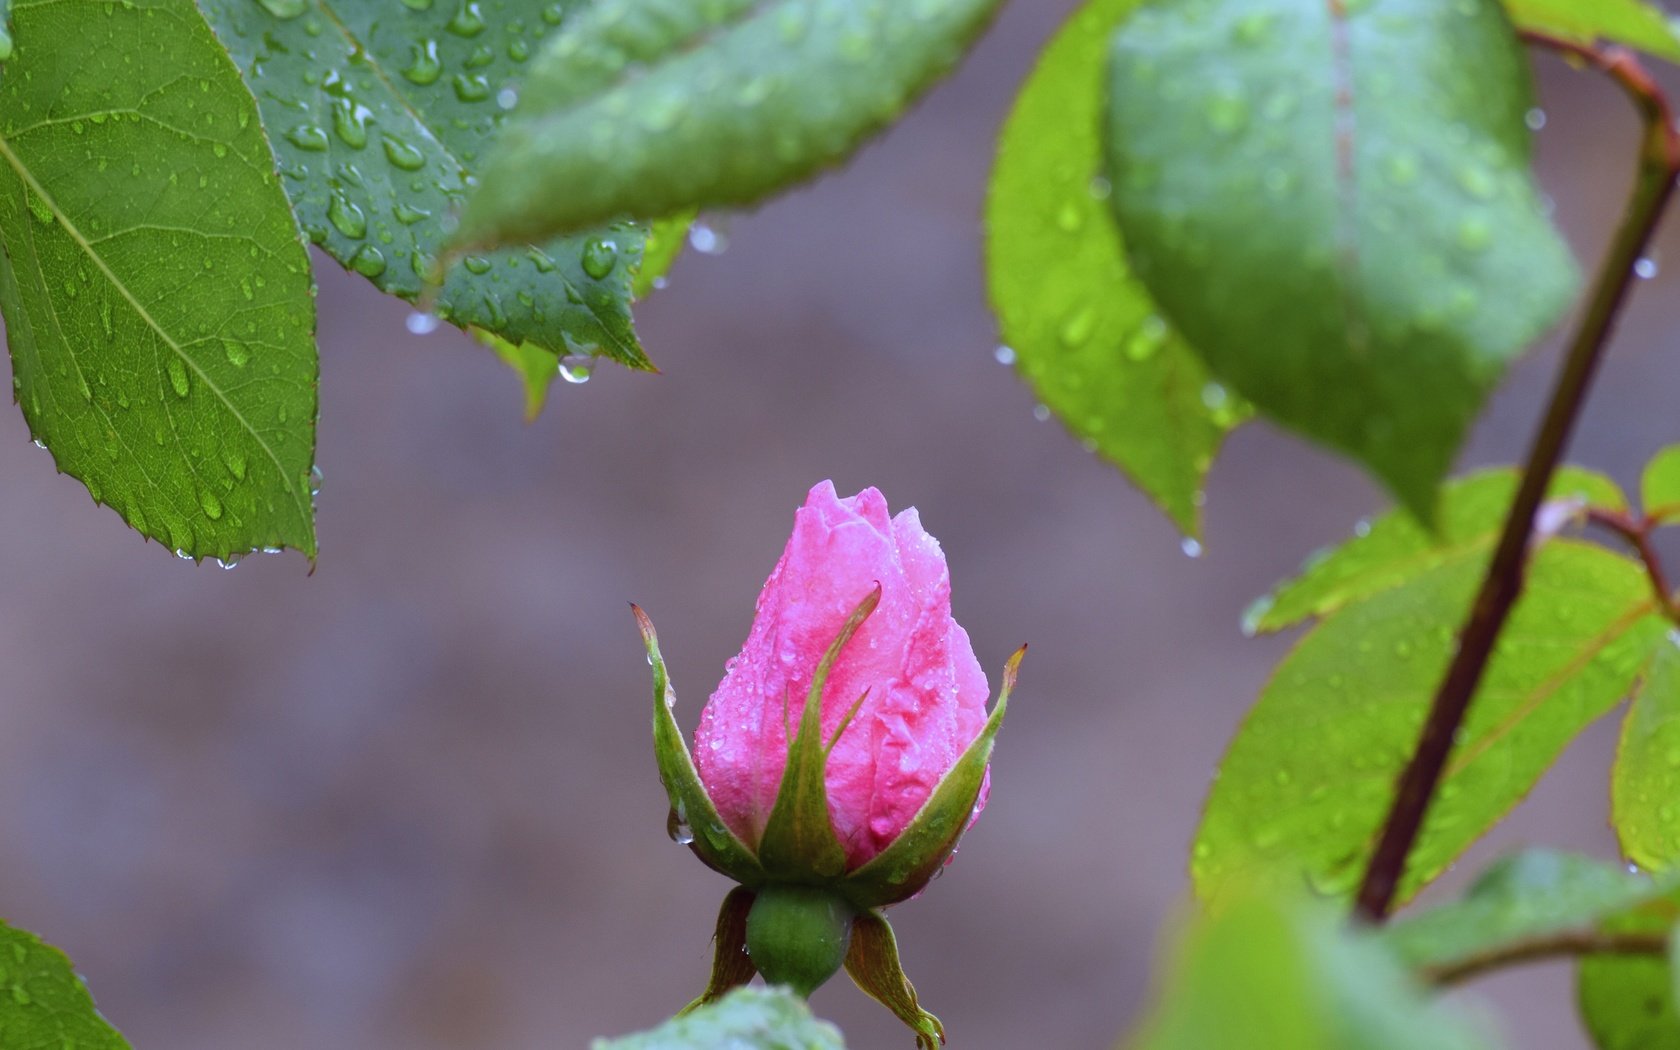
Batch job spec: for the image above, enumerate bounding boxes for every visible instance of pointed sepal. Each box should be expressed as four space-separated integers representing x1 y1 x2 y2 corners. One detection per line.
757 586 882 880
680 886 759 1015
633 604 764 885
843 910 945 1050
843 645 1024 908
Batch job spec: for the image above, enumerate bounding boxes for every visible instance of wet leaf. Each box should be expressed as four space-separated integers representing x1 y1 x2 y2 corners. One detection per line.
1504 0 1680 63
0 0 317 560
1130 894 1489 1050
455 0 1006 247
592 986 845 1049
1195 541 1665 904
985 0 1242 537
1579 895 1680 1050
633 210 693 300
199 0 654 371
0 920 131 1048
1105 0 1577 522
1385 850 1676 977
1614 633 1680 870
1248 467 1624 633
1643 444 1680 521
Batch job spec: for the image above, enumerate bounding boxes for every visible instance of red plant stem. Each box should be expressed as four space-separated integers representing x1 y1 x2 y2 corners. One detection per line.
1352 37 1680 923
1422 928 1668 986
1584 507 1679 618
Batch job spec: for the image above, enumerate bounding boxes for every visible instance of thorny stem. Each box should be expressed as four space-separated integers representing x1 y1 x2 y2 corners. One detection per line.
1352 36 1680 923
1422 929 1669 987
1584 507 1679 620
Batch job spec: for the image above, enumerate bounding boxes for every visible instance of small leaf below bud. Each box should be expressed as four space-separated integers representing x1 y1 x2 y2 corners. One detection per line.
745 885 856 998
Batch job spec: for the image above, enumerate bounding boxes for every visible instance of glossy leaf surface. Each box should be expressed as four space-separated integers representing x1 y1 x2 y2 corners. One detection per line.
0 921 130 1049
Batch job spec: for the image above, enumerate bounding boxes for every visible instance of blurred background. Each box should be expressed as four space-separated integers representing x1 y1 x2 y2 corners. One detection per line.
1 3 1677 1047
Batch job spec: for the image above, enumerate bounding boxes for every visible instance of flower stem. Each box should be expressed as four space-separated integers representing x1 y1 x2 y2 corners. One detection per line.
1422 928 1668 986
1352 36 1680 923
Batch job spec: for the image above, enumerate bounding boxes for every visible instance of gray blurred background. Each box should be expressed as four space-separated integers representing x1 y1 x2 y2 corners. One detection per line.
0 3 1675 1047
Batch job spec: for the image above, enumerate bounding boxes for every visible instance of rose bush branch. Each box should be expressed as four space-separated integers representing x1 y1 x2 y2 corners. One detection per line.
1354 35 1680 923
1583 506 1679 619
1421 928 1668 987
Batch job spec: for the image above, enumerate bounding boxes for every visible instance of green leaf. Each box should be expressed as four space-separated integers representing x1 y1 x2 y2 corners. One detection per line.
477 328 560 422
984 0 1242 537
843 646 1022 909
1504 0 1680 63
1579 896 1680 1050
1104 0 1578 522
0 920 131 1048
1643 444 1680 522
1130 894 1489 1050
633 605 765 886
592 987 845 1050
197 0 654 372
454 0 1006 248
1385 850 1676 979
758 587 880 881
0 0 317 560
1614 634 1680 869
634 210 693 301
1247 467 1625 634
1194 541 1665 904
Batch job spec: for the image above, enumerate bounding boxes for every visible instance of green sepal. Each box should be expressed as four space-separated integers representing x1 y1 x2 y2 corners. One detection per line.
842 910 945 1050
842 646 1024 909
633 605 765 885
758 586 883 880
681 886 758 1015
744 885 857 998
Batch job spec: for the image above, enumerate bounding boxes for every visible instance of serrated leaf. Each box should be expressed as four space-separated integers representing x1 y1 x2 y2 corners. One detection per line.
1194 542 1665 904
0 920 131 1048
198 0 654 371
1247 467 1625 633
1105 0 1578 522
592 986 845 1050
1614 633 1680 869
0 0 317 560
454 0 1006 248
985 0 1242 537
1504 0 1680 63
1385 850 1676 977
1644 445 1680 521
1578 895 1680 1050
1129 894 1489 1050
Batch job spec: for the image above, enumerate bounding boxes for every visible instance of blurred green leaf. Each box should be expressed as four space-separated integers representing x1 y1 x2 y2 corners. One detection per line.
1195 542 1665 904
1643 445 1680 521
1504 0 1680 63
985 0 1242 537
0 920 130 1048
1129 894 1489 1050
477 328 560 422
0 0 317 560
455 0 1005 248
1247 467 1624 633
1614 634 1680 870
1105 0 1577 522
1579 895 1680 1050
199 0 654 371
1386 850 1675 977
634 210 693 301
592 987 845 1049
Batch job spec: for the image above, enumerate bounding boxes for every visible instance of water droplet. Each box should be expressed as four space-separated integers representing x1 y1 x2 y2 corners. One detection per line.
308 464 324 497
166 357 190 397
1058 304 1096 347
223 339 250 367
199 489 224 520
1524 107 1547 131
446 0 486 36
348 244 386 277
1126 315 1168 361
496 87 519 110
218 554 243 570
1239 594 1274 637
1180 537 1203 558
688 222 726 255
558 354 593 384
406 311 440 335
462 255 492 274
327 191 367 239
992 344 1016 365
284 124 330 151
381 135 426 171
452 73 491 102
255 0 307 18
581 238 618 279
1636 256 1659 280
402 40 443 85
332 103 369 149
1087 175 1112 201
1032 403 1051 422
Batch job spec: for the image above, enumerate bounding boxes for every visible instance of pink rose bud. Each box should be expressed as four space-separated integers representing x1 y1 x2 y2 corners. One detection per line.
632 482 1020 1043
695 480 993 869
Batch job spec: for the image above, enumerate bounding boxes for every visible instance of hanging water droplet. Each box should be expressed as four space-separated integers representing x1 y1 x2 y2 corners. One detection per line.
993 344 1016 365
1524 107 1547 131
688 222 727 255
1180 537 1203 558
557 354 593 384
1032 403 1051 422
1636 256 1659 280
218 554 243 570
406 311 440 335
348 244 387 277
308 464 324 497
581 238 618 279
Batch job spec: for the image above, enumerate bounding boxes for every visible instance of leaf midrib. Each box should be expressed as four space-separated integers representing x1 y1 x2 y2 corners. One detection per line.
0 131 310 532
